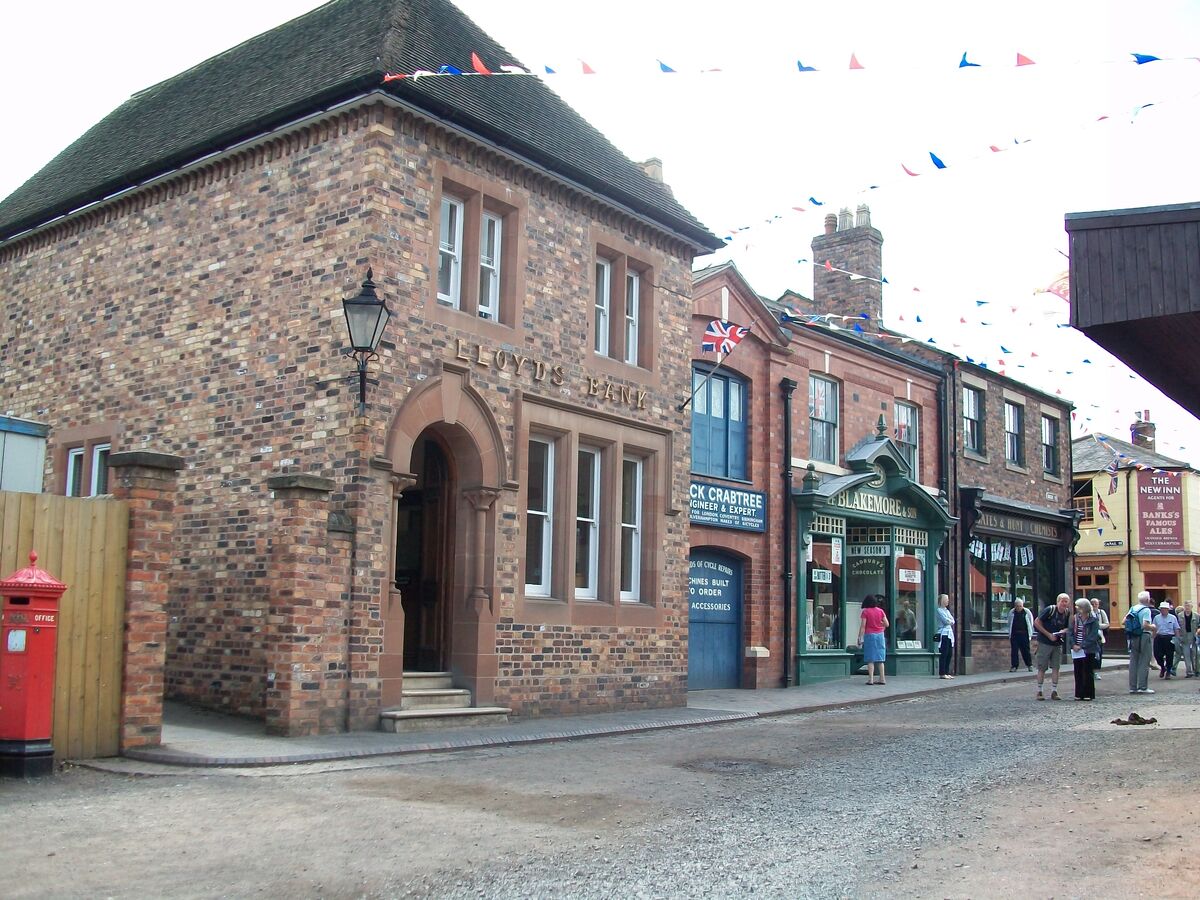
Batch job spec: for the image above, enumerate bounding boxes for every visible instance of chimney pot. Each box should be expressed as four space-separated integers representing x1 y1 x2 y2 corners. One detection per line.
855 204 871 228
837 207 853 231
638 157 664 183
824 214 837 235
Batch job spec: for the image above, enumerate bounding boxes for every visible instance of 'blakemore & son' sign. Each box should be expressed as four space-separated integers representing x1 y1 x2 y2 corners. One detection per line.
689 481 767 532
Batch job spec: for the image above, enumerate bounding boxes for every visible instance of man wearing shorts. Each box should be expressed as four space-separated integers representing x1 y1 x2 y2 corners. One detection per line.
1033 593 1072 700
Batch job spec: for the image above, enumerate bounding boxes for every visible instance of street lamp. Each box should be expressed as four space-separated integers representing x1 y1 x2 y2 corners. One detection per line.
342 267 391 416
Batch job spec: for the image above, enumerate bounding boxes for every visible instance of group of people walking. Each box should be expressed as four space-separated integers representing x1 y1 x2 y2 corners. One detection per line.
1125 591 1200 692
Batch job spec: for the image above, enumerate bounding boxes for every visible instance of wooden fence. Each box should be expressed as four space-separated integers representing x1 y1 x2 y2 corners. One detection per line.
0 491 128 759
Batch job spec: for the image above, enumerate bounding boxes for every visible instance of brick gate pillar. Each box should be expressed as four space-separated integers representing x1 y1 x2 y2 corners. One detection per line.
264 474 341 736
107 450 184 752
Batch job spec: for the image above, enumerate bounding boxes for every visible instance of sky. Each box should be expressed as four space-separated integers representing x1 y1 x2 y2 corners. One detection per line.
4 0 1200 462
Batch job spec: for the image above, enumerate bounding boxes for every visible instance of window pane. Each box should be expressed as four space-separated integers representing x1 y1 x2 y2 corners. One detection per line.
968 538 989 630
528 441 548 512
620 458 641 598
594 260 610 355
576 448 599 596
577 450 596 518
729 381 742 423
526 516 545 585
575 521 593 590
711 380 724 419
91 445 111 495
693 371 707 415
66 449 84 497
621 458 638 525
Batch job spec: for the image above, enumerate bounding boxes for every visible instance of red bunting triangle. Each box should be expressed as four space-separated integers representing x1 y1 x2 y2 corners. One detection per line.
383 72 409 82
824 260 833 271
901 163 920 177
1016 52 1036 66
849 53 864 69
581 60 597 74
471 52 493 75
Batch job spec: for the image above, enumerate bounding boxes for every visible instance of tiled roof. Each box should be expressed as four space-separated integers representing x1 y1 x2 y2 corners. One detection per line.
1071 433 1189 473
0 0 721 250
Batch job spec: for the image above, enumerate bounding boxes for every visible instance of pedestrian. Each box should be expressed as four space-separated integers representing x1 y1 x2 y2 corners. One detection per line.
1006 597 1034 672
1124 590 1157 695
1090 598 1109 680
1033 593 1072 701
1070 598 1101 701
935 593 955 679
858 595 889 686
1177 600 1199 678
1152 601 1181 679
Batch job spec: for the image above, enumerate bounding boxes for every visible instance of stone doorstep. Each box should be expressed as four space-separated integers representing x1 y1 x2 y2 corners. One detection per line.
399 688 473 711
401 672 455 690
379 707 511 733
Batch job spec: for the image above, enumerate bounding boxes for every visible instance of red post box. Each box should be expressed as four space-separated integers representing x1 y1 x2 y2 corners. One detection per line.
0 551 68 778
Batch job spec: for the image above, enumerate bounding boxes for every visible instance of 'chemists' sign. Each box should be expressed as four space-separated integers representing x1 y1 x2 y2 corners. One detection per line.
690 481 766 532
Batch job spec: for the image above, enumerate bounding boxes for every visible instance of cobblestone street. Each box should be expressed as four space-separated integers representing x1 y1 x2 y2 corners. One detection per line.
3 676 1198 899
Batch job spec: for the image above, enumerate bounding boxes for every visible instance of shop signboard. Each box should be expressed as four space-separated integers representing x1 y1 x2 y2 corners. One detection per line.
1137 471 1183 551
689 481 766 532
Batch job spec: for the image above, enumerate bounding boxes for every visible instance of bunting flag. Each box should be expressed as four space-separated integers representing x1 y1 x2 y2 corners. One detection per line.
701 319 750 354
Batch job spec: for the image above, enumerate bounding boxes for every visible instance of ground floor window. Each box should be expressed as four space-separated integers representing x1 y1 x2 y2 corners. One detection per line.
968 536 1061 630
804 520 934 652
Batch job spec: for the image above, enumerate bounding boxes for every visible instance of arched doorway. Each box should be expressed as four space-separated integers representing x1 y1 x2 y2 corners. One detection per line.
687 549 744 689
395 435 455 672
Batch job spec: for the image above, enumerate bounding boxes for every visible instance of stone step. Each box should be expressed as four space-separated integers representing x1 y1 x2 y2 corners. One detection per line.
401 671 454 691
379 706 511 733
399 688 473 711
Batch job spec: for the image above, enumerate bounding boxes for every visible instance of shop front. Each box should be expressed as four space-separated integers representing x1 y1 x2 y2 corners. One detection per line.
793 430 954 683
960 488 1079 672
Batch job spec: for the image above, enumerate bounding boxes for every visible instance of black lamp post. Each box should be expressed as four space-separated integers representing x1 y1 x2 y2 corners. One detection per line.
342 268 391 416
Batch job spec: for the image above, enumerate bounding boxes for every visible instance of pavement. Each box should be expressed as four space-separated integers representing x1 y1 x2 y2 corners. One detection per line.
84 657 1131 775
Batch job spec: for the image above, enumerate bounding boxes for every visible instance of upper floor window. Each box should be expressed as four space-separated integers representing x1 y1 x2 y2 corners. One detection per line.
437 195 464 307
809 375 839 464
592 249 649 366
435 179 519 324
525 438 554 596
624 271 640 365
1072 477 1094 521
478 212 502 321
594 259 611 357
1004 401 1024 466
691 368 746 480
963 387 983 454
894 402 918 476
1041 415 1060 475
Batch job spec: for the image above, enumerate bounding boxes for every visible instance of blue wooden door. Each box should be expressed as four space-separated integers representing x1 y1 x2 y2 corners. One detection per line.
688 551 742 689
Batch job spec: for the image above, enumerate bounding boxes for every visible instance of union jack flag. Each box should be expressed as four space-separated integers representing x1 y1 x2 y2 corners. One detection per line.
701 319 749 354
1097 495 1113 524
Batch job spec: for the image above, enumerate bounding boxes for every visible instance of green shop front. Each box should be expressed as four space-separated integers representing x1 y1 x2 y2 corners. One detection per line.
793 433 954 683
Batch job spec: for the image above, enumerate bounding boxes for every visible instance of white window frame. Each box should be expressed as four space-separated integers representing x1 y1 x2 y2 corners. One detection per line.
620 456 643 602
809 375 839 464
623 269 640 365
438 195 464 308
594 259 611 356
89 443 111 496
963 387 983 453
65 447 85 497
575 446 601 600
1004 401 1024 465
894 402 918 475
1041 415 1059 474
525 438 554 597
478 211 502 320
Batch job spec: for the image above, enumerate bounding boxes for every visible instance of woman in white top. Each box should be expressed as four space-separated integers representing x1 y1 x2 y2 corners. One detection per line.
935 594 955 679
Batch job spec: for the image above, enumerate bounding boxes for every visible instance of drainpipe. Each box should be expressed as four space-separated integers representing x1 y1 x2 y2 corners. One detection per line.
781 378 797 687
1125 467 1134 615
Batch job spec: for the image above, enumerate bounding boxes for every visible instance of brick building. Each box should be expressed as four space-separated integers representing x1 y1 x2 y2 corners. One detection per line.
687 238 952 688
0 0 722 735
812 208 1078 673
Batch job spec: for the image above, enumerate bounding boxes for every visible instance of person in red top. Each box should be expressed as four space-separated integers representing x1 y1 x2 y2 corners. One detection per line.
858 595 890 685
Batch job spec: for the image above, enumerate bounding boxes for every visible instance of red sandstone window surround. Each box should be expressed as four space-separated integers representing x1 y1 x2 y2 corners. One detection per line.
591 244 651 369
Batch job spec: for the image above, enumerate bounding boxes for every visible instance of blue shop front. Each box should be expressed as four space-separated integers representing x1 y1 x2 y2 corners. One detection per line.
793 428 955 683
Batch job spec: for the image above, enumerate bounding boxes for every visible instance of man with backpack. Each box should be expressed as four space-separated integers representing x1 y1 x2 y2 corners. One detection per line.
1033 593 1073 700
1125 590 1157 694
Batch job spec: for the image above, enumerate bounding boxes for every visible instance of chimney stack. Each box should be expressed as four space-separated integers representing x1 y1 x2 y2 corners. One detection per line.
638 157 664 183
811 203 884 330
1131 410 1156 451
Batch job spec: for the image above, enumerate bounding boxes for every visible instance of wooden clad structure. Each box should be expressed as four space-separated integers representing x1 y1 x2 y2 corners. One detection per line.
0 491 127 759
1066 202 1200 418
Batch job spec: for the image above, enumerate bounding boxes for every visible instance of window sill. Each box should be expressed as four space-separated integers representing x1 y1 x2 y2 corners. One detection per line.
963 449 988 463
429 301 519 341
1005 462 1030 475
1042 471 1064 484
690 471 754 486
